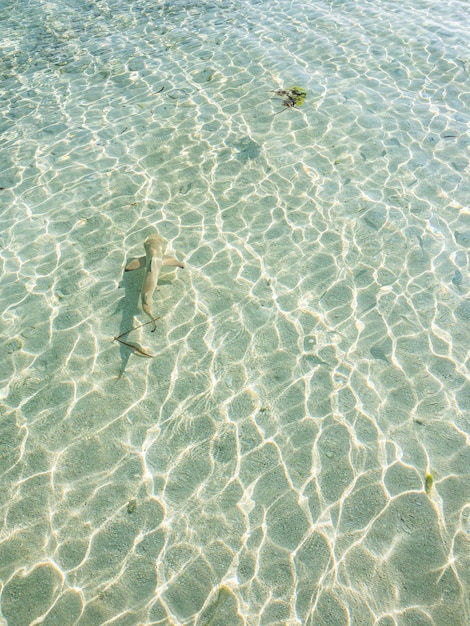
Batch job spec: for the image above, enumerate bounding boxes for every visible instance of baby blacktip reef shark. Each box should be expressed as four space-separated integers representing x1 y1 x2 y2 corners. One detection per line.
125 231 184 331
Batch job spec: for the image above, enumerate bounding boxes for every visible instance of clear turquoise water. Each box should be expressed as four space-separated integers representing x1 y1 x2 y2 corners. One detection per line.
1 0 469 624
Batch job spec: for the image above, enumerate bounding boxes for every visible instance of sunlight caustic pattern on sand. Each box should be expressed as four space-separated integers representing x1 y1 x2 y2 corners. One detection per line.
0 0 469 624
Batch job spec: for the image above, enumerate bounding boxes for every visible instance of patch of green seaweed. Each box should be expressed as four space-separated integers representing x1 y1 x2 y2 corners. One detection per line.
271 85 307 114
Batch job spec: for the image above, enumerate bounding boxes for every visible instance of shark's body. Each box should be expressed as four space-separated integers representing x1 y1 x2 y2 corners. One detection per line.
125 231 184 330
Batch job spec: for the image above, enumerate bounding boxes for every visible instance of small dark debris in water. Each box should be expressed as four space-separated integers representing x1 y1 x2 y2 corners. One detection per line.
235 136 261 161
193 69 214 83
455 301 470 321
155 85 164 93
179 182 192 194
200 585 232 625
455 231 470 247
363 209 386 231
167 88 191 100
304 354 328 366
451 160 466 172
452 269 463 286
20 325 37 339
370 346 389 364
363 216 379 231
7 338 23 353
354 269 369 281
0 187 5 191
127 499 137 514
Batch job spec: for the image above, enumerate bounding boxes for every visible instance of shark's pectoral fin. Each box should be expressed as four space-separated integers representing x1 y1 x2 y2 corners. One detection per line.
163 256 184 269
125 256 146 271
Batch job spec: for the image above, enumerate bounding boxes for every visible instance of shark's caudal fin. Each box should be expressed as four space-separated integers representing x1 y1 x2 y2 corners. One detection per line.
113 336 154 357
125 256 146 271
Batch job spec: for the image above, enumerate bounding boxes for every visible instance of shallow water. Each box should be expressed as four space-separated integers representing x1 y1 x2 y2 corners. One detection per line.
1 0 469 624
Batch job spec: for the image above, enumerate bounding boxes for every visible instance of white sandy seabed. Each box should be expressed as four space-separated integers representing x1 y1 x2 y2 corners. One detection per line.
0 0 469 624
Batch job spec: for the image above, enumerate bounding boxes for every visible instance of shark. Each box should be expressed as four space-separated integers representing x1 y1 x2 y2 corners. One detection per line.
125 231 184 331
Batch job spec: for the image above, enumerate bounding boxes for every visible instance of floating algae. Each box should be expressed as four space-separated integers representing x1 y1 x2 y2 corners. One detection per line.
425 473 433 494
271 86 307 114
288 86 307 106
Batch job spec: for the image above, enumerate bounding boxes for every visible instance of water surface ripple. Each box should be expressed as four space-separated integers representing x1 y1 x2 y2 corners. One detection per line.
1 0 469 624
